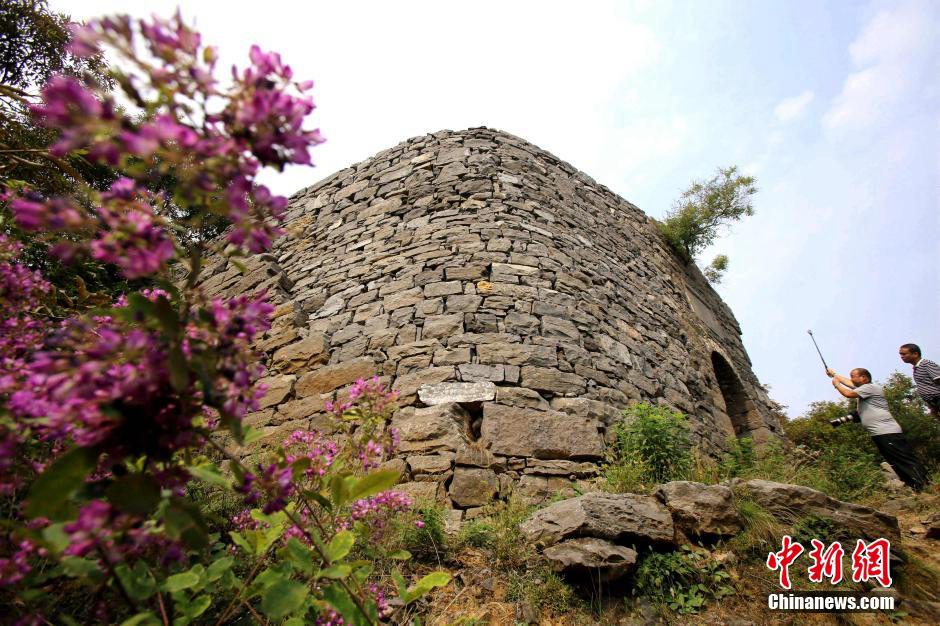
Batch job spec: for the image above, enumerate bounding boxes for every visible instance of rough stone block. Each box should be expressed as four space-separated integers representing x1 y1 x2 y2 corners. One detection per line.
477 343 557 367
392 366 456 398
257 374 296 409
481 403 603 460
433 347 472 366
449 468 498 508
495 386 551 410
445 294 482 313
550 397 623 426
458 363 504 382
295 358 376 396
424 281 463 297
392 403 470 453
272 333 328 372
276 395 327 422
407 453 454 475
422 314 464 340
520 366 586 395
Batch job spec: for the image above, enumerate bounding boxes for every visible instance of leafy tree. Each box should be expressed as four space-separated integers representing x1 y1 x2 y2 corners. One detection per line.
702 253 729 283
660 165 756 282
1 0 125 301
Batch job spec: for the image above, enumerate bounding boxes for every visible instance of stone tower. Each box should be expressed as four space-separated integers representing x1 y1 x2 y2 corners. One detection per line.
202 127 782 513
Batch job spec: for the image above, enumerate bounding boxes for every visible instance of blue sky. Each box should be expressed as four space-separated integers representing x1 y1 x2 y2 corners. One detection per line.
57 0 938 418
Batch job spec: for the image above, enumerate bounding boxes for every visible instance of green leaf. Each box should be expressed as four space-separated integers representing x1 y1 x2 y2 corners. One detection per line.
305 491 333 511
258 525 287 557
242 425 264 446
325 530 355 563
206 557 234 582
153 296 180 336
164 571 200 593
403 571 452 603
164 497 209 549
187 595 212 618
387 549 411 561
41 523 69 554
25 446 98 519
115 561 156 601
247 567 284 598
392 570 408 599
352 562 374 583
230 531 253 555
260 579 309 620
187 464 231 488
61 556 101 579
330 473 352 508
168 344 189 392
347 469 401 501
120 613 160 626
323 583 364 625
284 538 314 574
319 564 351 579
106 473 162 514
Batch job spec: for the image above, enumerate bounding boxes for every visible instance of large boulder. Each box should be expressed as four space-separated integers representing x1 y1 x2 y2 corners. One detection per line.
520 492 675 547
542 538 638 581
738 479 900 541
654 481 743 539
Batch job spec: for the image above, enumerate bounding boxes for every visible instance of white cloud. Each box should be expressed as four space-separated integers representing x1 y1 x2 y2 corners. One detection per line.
774 90 814 122
823 0 937 132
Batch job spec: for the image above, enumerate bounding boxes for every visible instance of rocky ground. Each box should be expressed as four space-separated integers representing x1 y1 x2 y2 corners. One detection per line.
409 483 940 625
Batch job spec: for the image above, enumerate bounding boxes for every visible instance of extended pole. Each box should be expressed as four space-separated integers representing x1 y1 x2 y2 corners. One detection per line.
807 329 829 371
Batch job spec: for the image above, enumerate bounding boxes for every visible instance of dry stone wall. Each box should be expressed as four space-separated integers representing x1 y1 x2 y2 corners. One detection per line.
201 127 783 516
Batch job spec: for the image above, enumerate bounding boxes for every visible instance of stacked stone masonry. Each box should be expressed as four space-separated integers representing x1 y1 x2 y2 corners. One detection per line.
202 127 783 516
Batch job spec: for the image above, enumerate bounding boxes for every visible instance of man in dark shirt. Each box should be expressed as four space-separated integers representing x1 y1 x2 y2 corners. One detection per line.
898 343 940 417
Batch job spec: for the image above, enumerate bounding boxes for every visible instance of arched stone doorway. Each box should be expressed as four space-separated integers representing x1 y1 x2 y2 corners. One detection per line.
710 352 754 438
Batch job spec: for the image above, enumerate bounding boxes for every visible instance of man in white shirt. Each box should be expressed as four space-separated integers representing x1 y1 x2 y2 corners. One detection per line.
828 367 928 492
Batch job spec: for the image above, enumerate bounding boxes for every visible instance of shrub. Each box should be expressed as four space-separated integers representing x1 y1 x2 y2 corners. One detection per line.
0 12 451 624
883 372 940 475
727 498 788 559
632 546 735 614
397 501 448 561
506 566 577 615
791 514 841 545
486 497 535 570
457 518 495 549
605 402 692 492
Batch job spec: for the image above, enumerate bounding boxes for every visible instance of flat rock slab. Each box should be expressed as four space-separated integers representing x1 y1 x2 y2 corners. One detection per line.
654 481 743 539
739 479 900 541
923 512 940 540
417 381 496 405
542 537 638 581
520 492 675 547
